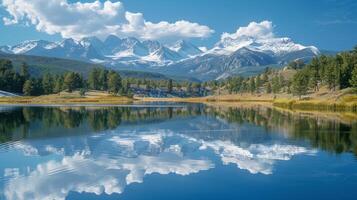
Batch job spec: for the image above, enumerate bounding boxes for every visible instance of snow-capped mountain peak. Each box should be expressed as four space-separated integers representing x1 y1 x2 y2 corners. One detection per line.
0 33 320 81
170 40 203 57
213 35 319 56
9 40 53 54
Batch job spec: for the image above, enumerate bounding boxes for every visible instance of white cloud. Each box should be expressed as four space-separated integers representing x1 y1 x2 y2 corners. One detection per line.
4 149 213 200
221 20 274 41
200 140 316 175
1 0 214 41
2 125 317 200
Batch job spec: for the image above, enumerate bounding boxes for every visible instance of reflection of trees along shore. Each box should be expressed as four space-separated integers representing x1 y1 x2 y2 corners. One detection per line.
210 106 357 156
0 105 356 156
0 105 205 141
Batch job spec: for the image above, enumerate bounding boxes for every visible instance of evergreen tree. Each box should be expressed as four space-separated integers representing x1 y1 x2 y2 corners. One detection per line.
10 73 22 93
334 54 343 90
255 75 261 92
73 73 83 89
98 69 108 90
20 62 30 80
120 79 130 95
350 65 357 88
107 71 122 94
272 76 280 94
88 68 100 90
0 59 15 91
308 58 320 91
53 75 64 94
325 61 338 90
23 79 34 96
266 82 272 94
63 72 76 92
292 70 309 99
33 78 43 95
249 78 256 93
279 74 285 91
167 79 173 93
42 73 53 94
263 72 269 83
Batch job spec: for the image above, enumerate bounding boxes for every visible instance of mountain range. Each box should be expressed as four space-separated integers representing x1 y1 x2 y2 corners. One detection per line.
0 34 320 80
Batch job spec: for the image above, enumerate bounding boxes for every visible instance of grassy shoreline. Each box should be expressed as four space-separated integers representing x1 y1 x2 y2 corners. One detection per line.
0 91 133 105
1 90 357 112
139 93 357 112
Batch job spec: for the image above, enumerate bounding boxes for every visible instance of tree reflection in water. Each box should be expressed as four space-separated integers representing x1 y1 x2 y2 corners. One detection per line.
1 105 356 156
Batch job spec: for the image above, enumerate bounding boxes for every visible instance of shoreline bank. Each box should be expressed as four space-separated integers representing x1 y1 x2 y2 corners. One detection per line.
1 93 357 113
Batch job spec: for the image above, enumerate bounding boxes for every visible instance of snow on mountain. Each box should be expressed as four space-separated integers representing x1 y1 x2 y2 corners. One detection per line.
163 35 320 80
0 33 320 80
212 35 319 57
0 35 203 67
170 40 203 58
8 40 54 54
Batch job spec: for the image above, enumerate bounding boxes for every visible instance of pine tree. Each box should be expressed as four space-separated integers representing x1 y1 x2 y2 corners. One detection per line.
42 73 53 94
263 72 269 83
292 70 309 99
0 59 15 91
20 62 30 80
255 75 261 92
308 58 320 91
98 69 108 90
88 68 100 90
249 78 256 93
334 55 343 90
23 79 34 96
167 79 173 93
350 65 357 88
107 71 122 94
53 75 64 94
266 82 272 93
272 76 280 94
12 73 23 93
63 72 76 92
325 62 337 90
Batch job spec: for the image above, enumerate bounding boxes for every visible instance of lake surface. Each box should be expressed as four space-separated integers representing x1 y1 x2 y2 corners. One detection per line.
0 104 357 200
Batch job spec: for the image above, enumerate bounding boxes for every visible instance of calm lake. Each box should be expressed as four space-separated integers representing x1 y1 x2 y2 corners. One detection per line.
0 103 357 200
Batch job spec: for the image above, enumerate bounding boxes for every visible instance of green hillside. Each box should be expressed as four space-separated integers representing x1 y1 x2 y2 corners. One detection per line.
0 52 198 81
0 52 102 77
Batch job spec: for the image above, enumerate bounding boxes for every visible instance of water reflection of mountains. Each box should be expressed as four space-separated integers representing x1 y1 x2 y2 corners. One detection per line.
0 105 356 156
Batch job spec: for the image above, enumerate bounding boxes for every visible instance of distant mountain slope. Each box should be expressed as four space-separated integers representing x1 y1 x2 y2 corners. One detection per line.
0 52 198 81
0 36 203 67
163 36 320 80
0 52 102 77
1 34 321 80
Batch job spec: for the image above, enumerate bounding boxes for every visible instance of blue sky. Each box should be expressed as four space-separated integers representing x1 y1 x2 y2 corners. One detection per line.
0 0 357 51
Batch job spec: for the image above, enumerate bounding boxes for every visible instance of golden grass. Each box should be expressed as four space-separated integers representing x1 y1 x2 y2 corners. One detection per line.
273 94 357 112
1 88 357 113
0 90 133 105
139 93 277 103
140 90 357 112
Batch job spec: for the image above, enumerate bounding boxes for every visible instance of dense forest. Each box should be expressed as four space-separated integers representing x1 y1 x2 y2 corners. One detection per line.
0 59 205 97
217 46 357 98
0 60 124 96
1 46 357 98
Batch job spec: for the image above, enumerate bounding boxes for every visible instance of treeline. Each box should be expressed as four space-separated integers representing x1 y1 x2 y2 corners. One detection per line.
0 60 124 96
0 59 28 94
0 59 207 97
218 46 357 98
0 105 203 142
